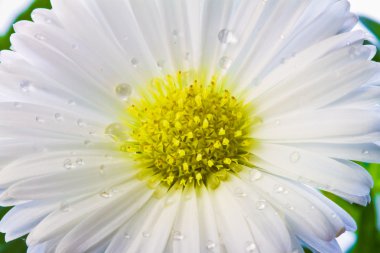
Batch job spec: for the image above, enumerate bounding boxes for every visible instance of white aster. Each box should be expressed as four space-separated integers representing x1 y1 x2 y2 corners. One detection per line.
0 0 379 253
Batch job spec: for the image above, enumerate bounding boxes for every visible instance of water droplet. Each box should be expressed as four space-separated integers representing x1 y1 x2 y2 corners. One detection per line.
275 120 281 126
76 158 84 166
35 116 45 124
206 240 216 249
286 203 295 211
131 58 139 67
124 233 131 239
280 34 286 40
142 231 151 238
84 140 91 146
234 188 247 197
76 119 86 128
105 122 128 141
250 170 262 182
100 190 113 199
165 197 175 206
45 18 52 24
63 159 75 170
173 231 184 241
71 44 79 50
99 165 105 175
115 83 132 101
255 200 266 210
60 201 72 212
13 102 22 108
274 185 284 193
283 190 289 195
289 151 300 163
362 150 369 155
185 52 191 61
68 99 76 106
218 29 238 44
34 33 46 40
19 80 31 92
310 205 315 210
157 60 165 69
54 113 63 121
219 56 232 69
331 213 337 219
245 241 256 252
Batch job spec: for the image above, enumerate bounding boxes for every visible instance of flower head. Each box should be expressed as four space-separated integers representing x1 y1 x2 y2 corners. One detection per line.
0 0 379 252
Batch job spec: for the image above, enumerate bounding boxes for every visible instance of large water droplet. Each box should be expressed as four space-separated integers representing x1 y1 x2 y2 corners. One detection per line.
245 241 256 252
218 29 238 44
250 170 262 182
255 200 266 210
219 56 232 69
115 83 132 101
289 151 300 163
173 231 184 241
105 122 128 141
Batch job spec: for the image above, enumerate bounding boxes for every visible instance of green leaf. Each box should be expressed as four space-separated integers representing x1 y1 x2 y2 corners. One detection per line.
0 0 52 50
360 16 380 41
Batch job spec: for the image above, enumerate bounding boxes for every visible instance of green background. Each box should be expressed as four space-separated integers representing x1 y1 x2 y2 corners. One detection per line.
0 1 379 252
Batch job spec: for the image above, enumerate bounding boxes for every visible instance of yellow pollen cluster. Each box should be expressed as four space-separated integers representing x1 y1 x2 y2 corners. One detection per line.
122 72 253 189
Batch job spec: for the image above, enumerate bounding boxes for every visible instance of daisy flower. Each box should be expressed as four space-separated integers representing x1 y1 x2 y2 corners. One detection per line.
0 0 379 252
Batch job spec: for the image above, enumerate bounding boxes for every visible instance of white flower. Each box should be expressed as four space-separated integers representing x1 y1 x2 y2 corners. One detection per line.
0 0 379 252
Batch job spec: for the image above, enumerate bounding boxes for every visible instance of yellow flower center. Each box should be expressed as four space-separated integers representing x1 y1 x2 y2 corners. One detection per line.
107 72 254 190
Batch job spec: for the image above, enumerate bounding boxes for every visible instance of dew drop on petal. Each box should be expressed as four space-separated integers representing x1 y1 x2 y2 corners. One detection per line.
35 116 45 124
331 213 337 219
362 149 369 155
157 60 165 69
60 201 72 212
274 185 284 193
13 102 22 108
218 29 237 44
250 170 262 182
76 158 84 166
255 200 266 210
63 159 75 170
131 58 139 67
219 56 232 70
289 151 300 163
34 33 46 40
173 231 184 241
105 122 128 141
234 187 247 198
100 190 113 199
124 233 131 239
54 113 64 121
68 99 76 106
245 241 256 252
142 231 151 238
19 80 31 92
77 119 86 128
99 165 105 175
45 18 52 24
206 240 216 249
115 83 132 101
275 119 281 126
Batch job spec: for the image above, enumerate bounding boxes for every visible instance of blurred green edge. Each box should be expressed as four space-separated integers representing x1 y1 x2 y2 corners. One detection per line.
0 3 380 253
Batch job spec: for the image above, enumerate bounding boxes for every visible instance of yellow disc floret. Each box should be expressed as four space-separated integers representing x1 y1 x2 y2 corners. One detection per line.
117 72 253 189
